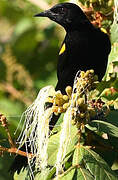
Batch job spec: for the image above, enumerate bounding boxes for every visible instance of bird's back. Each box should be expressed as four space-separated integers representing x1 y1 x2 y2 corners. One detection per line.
56 28 111 94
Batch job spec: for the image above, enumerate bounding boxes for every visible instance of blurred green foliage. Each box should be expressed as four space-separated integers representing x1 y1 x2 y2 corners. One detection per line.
0 0 117 179
0 0 65 179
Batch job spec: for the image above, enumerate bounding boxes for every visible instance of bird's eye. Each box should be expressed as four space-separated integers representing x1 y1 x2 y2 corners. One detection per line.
59 7 67 13
61 7 66 12
52 7 67 14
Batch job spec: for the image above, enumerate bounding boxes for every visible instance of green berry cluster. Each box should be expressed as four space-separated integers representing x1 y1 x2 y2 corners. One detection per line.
70 70 105 128
46 70 108 129
76 69 98 93
46 86 72 115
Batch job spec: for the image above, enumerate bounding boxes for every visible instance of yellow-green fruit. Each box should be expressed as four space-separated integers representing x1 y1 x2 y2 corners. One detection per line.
80 113 85 118
108 0 113 7
80 81 86 87
55 92 63 99
77 98 84 106
89 69 94 74
85 70 90 77
54 99 60 106
85 69 94 78
80 71 85 78
65 86 72 96
71 120 76 125
59 99 65 106
63 103 70 110
63 95 69 101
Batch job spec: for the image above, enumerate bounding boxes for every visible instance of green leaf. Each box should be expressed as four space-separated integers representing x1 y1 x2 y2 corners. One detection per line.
82 146 117 180
110 23 118 44
100 87 118 101
90 120 118 137
47 125 78 166
112 160 118 171
75 168 94 180
85 124 98 132
46 167 56 180
56 145 118 180
47 132 60 166
56 166 94 180
14 168 28 180
112 61 118 73
72 146 84 166
114 99 118 110
106 110 118 126
34 167 56 180
105 44 118 81
72 145 118 180
57 167 76 180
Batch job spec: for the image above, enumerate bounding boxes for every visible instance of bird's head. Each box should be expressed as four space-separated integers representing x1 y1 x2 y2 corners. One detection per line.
35 3 89 31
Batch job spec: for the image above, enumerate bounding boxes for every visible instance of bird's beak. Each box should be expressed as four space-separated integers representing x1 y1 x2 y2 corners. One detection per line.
34 10 51 18
34 9 57 22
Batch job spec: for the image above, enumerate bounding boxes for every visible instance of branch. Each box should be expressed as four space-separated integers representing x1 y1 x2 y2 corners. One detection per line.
0 114 15 148
0 114 34 158
0 82 32 106
0 146 33 158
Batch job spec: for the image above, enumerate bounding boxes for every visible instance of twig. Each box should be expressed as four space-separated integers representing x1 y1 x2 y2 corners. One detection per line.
0 114 15 148
0 114 34 158
0 146 33 158
0 82 32 106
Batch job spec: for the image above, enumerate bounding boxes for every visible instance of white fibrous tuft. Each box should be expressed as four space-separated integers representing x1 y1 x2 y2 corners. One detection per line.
55 71 79 177
15 86 55 179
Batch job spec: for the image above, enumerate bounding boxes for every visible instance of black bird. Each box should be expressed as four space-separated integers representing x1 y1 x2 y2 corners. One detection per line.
35 2 111 94
10 2 111 174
